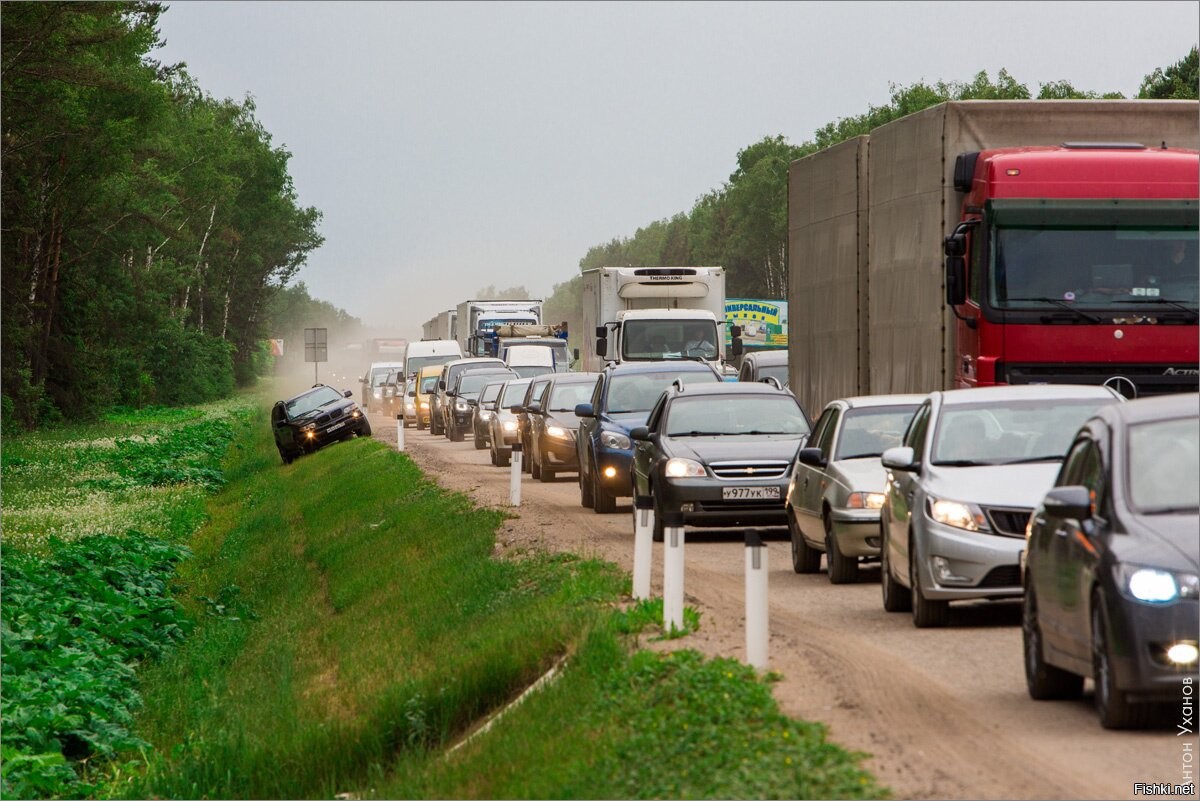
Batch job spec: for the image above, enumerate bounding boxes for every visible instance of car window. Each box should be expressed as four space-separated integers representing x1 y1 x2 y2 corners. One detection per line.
526 379 551 407
1059 437 1092 485
1077 442 1108 515
932 398 1116 466
605 370 720 414
419 375 438 393
548 382 595 412
904 403 932 457
835 405 920 460
814 408 840 456
807 408 835 455
664 395 809 437
739 362 753 381
480 383 503 403
645 395 668 432
1127 416 1200 514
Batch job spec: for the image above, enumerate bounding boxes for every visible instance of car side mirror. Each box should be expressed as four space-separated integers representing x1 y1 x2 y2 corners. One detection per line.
574 402 595 418
343 389 353 398
881 446 918 472
438 379 446 390
797 447 827 469
1043 485 1092 521
527 401 542 414
629 426 650 442
446 389 456 397
510 405 524 414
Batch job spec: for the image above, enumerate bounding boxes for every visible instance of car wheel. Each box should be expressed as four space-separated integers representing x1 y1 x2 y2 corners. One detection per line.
489 447 498 466
825 513 858 585
910 542 949 628
1023 587 1083 700
880 518 911 612
474 428 486 449
278 447 294 465
593 461 616 514
530 448 542 479
651 489 665 543
1093 592 1150 729
579 456 595 509
359 418 372 437
788 507 821 574
449 420 464 442
431 412 442 436
539 464 554 482
416 416 426 431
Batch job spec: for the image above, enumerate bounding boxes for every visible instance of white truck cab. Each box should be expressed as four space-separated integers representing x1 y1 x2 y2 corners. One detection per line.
596 308 724 367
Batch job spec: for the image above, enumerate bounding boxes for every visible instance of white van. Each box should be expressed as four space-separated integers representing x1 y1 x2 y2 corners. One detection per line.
403 340 463 382
362 361 404 411
504 344 559 378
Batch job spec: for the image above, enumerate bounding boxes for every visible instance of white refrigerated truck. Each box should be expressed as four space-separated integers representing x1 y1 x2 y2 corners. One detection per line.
580 266 727 372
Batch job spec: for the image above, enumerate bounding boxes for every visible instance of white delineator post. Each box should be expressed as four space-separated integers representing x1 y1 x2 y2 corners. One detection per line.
745 528 768 669
662 510 685 633
509 442 522 507
632 496 654 600
395 414 405 452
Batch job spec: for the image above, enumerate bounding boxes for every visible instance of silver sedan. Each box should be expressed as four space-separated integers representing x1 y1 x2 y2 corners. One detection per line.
787 394 925 584
879 384 1123 628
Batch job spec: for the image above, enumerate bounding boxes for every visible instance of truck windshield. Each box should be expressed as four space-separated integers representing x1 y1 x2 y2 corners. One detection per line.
621 320 720 361
989 203 1198 312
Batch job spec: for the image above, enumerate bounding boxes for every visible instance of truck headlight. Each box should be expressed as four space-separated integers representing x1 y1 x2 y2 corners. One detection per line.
546 425 571 440
665 457 706 478
927 497 989 532
600 431 631 450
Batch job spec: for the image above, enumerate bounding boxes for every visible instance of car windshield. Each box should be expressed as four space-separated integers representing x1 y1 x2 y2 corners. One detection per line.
548 382 595 412
458 372 512 398
1128 416 1200 514
286 386 342 418
511 364 553 379
835 405 920 460
931 398 1116 466
406 354 459 378
665 395 809 437
370 369 392 387
606 370 719 414
500 382 531 407
419 375 438 393
621 320 720 361
480 383 503 404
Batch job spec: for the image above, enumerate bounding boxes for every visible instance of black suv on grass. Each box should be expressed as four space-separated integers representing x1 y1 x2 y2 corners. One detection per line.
272 384 372 464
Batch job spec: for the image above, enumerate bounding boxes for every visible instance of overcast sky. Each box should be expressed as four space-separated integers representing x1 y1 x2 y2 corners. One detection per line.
153 1 1199 341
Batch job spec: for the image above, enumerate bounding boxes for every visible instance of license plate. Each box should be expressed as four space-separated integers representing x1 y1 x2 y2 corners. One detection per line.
325 421 345 433
722 486 780 501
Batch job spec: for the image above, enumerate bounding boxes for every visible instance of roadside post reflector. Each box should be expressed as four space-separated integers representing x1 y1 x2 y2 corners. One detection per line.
633 496 654 600
662 510 685 633
396 414 405 452
745 528 768 669
510 443 522 507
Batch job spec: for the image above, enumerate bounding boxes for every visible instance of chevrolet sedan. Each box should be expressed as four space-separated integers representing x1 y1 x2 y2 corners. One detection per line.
631 381 811 541
879 384 1122 627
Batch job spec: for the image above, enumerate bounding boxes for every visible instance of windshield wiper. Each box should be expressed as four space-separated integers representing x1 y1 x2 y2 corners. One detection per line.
744 430 791 435
672 431 729 437
930 459 992 467
1000 455 1064 464
1005 297 1101 324
1112 298 1199 321
839 452 883 460
1141 505 1200 515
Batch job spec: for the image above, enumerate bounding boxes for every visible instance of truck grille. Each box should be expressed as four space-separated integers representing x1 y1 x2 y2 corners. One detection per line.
984 507 1032 537
1002 363 1199 398
708 461 789 480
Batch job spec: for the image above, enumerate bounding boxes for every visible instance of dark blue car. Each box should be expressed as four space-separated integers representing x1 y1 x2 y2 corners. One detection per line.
573 361 722 513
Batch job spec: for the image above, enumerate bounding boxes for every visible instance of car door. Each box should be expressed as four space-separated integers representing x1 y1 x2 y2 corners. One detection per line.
529 380 552 460
885 401 932 584
795 405 839 546
271 402 292 449
577 376 604 479
632 394 668 497
1061 433 1110 662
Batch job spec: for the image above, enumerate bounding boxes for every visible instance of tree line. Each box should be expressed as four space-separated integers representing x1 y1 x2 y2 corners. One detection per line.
546 53 1199 347
2 2 324 430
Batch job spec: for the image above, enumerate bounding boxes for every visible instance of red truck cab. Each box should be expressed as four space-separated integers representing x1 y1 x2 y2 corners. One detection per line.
945 143 1198 398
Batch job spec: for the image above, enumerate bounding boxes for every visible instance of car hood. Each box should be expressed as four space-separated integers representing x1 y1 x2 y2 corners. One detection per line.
605 411 650 432
1118 514 1200 573
668 435 805 464
923 462 1062 508
291 400 352 422
830 457 889 493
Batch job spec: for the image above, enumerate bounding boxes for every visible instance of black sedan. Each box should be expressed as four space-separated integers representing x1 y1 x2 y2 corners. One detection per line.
271 384 372 464
631 381 811 541
1022 393 1199 729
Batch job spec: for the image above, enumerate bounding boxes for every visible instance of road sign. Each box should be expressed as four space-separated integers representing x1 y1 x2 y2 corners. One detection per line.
269 339 285 357
304 328 327 383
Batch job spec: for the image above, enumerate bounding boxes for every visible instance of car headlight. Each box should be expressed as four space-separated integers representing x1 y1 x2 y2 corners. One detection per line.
665 457 706 478
479 410 494 421
503 420 519 432
373 389 382 398
846 492 885 510
927 497 989 532
455 400 469 412
302 422 317 432
546 425 571 440
405 400 416 410
600 430 632 450
1117 565 1200 604
351 409 360 418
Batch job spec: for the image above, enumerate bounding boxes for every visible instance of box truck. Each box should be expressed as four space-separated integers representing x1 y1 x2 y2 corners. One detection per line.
581 266 728 372
456 300 544 357
787 100 1199 415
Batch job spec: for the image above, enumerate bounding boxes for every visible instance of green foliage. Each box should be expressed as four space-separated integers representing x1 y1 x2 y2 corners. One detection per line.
1 3 324 430
610 597 702 640
1139 46 1199 99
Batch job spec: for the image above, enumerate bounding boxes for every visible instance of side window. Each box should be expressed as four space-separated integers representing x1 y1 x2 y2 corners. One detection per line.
816 408 841 458
645 396 668 432
592 376 605 409
1078 442 1108 515
739 362 752 382
1058 437 1091 486
807 408 834 453
905 403 932 458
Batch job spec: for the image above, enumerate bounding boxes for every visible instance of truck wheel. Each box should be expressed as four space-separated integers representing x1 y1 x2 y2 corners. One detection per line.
1023 587 1083 700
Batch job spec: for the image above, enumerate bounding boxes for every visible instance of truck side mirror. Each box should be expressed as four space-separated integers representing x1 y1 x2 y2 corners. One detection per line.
945 255 967 306
573 348 580 361
943 232 967 257
731 338 744 359
596 338 607 357
730 325 742 338
595 326 607 339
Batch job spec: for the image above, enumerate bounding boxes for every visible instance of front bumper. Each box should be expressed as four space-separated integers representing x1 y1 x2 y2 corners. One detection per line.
915 519 1025 601
829 508 883 557
1104 594 1199 702
539 433 579 470
595 448 634 497
657 477 790 528
300 416 365 450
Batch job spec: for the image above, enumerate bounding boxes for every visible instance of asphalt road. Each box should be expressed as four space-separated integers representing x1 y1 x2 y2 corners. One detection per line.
375 412 1192 801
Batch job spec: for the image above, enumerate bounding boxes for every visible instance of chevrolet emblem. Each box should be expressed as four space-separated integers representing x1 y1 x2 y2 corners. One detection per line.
745 467 756 475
